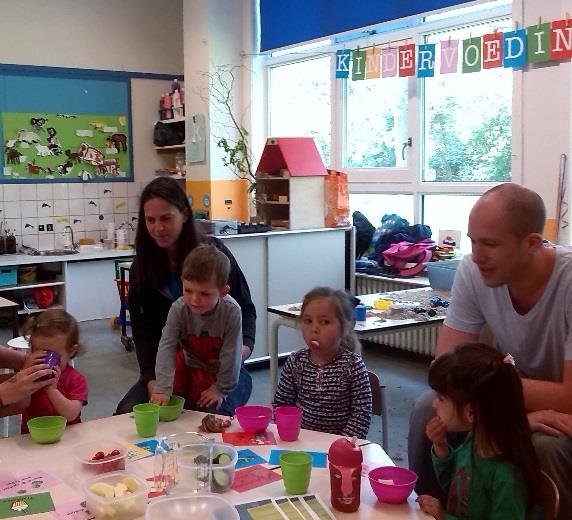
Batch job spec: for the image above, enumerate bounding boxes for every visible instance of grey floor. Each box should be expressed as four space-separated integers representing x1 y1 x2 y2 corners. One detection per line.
3 320 431 466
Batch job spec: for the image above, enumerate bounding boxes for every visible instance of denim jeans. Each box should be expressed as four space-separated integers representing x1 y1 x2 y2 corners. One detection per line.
115 365 253 417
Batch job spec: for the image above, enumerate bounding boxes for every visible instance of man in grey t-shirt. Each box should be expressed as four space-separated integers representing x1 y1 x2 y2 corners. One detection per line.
409 184 572 518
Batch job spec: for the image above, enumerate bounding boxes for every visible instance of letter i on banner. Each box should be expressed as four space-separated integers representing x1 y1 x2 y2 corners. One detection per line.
527 22 550 63
503 29 527 68
482 32 503 68
417 44 436 77
352 48 367 80
398 43 416 76
365 46 381 79
462 36 482 72
550 19 572 60
381 46 398 77
335 50 352 78
440 39 459 74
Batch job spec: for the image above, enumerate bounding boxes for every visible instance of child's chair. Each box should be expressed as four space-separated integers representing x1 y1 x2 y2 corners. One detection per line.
367 370 389 451
540 470 559 520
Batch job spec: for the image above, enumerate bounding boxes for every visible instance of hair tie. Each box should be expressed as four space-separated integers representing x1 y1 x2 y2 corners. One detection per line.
503 353 515 366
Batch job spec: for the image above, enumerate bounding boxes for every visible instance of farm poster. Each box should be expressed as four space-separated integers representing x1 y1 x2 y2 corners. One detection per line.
2 112 130 181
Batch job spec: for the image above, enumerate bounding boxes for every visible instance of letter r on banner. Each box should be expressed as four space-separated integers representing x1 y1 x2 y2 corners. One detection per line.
417 44 435 77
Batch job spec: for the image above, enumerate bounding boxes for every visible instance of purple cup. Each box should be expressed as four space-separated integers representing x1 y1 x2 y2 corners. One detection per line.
36 350 60 381
275 406 302 441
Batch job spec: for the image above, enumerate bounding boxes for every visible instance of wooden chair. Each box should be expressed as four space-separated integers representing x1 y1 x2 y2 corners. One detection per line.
540 470 559 520
367 370 389 451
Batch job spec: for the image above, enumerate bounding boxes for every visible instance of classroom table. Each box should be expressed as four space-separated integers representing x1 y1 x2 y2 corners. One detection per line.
267 287 447 397
0 410 425 519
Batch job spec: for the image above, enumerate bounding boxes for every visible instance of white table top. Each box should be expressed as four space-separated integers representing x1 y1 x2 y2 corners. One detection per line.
0 411 424 519
268 287 448 335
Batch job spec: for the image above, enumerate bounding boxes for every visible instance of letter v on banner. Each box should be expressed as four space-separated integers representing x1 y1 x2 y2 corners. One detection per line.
335 50 351 78
440 39 459 74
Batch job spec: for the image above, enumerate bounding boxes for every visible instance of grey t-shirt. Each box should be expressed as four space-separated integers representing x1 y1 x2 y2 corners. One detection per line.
154 294 242 397
444 247 572 382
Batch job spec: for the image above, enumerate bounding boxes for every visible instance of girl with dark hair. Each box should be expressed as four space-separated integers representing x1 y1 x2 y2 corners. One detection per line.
272 286 372 439
417 342 541 520
115 177 256 415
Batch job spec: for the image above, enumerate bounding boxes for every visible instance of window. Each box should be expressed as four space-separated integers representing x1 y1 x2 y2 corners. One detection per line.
349 193 414 227
346 75 409 168
268 56 332 165
423 19 512 182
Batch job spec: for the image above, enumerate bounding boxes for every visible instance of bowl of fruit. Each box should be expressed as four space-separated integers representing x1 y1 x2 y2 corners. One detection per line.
83 471 147 520
74 440 127 480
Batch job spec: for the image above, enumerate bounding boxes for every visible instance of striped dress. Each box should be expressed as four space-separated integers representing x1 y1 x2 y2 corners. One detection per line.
272 348 372 439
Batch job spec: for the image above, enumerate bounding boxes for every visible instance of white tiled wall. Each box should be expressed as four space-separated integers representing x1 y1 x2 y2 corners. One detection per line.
0 181 146 250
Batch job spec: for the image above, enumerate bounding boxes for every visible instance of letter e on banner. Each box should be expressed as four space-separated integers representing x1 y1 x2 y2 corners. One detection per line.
551 20 572 60
482 32 503 68
335 50 351 78
398 43 416 77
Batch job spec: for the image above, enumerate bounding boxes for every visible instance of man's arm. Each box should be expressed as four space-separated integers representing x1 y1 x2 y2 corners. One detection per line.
522 359 572 414
435 325 479 357
0 346 26 370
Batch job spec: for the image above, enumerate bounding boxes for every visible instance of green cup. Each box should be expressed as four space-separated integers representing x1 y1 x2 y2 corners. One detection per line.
133 403 160 438
280 451 312 494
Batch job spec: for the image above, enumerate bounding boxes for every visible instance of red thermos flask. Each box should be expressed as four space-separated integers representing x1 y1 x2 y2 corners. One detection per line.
328 438 363 513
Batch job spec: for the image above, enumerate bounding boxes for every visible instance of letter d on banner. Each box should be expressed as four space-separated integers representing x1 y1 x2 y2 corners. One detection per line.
504 29 527 68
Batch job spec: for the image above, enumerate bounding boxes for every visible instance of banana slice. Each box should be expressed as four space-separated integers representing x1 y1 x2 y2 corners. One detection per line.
89 482 115 498
122 477 140 493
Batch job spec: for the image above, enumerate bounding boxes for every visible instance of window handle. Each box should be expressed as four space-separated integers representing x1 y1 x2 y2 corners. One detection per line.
402 137 412 160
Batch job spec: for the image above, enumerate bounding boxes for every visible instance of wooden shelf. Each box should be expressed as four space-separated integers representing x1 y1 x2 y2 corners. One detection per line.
159 118 185 124
18 304 65 316
0 280 64 292
154 144 185 151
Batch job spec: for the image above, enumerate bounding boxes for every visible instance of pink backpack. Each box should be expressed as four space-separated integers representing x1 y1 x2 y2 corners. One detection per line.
381 240 435 277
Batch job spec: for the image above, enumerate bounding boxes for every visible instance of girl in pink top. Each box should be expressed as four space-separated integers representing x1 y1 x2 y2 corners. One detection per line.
21 309 88 433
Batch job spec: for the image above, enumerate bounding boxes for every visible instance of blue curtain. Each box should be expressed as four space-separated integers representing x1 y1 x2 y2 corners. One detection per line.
260 0 475 51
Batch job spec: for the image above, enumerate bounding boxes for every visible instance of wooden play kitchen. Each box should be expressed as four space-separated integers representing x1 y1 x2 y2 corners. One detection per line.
0 409 425 519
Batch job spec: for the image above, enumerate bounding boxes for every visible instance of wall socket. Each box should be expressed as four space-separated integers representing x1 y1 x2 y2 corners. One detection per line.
38 225 45 232
46 224 53 231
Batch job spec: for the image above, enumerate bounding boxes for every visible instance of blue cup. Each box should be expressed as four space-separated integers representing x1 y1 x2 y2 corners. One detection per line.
355 304 366 322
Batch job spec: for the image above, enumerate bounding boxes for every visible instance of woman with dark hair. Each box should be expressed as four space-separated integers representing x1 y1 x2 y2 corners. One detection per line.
417 342 541 520
115 177 255 415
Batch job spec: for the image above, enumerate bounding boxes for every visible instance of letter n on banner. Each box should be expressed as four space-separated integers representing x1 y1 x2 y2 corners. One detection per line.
335 50 351 78
504 29 527 68
482 32 503 68
527 22 551 63
440 39 459 74
417 44 435 78
463 37 482 73
381 47 397 77
398 43 416 77
365 47 381 79
551 19 572 60
352 48 367 80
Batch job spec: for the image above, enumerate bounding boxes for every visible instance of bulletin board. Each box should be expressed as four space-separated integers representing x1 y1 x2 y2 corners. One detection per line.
0 68 133 183
3 111 129 180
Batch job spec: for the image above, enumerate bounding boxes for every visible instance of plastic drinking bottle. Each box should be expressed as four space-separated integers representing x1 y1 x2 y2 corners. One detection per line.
328 437 363 513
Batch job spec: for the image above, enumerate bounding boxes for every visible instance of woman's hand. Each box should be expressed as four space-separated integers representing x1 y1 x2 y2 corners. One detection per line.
150 393 170 405
426 416 449 458
197 388 223 409
0 364 53 405
22 350 47 370
417 495 445 519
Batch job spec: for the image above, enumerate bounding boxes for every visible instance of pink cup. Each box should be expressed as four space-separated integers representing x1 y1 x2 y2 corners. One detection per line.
275 406 302 441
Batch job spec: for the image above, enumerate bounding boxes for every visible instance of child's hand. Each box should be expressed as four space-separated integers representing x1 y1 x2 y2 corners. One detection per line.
150 393 170 405
417 495 445 519
197 388 223 410
426 416 447 448
46 366 61 391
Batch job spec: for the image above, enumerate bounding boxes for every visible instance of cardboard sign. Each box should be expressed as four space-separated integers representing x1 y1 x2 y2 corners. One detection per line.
0 493 54 518
0 472 61 498
231 465 282 493
222 431 276 446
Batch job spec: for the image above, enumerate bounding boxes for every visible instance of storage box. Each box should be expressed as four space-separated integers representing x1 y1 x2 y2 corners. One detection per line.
426 259 461 291
0 266 17 287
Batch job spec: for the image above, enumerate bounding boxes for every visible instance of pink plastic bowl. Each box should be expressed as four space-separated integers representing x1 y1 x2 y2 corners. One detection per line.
234 405 272 433
368 466 417 504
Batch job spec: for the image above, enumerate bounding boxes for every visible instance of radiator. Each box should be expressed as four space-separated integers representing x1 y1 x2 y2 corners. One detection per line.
356 274 438 357
364 324 439 357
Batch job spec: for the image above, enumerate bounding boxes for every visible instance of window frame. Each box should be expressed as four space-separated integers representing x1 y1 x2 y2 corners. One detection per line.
263 2 515 224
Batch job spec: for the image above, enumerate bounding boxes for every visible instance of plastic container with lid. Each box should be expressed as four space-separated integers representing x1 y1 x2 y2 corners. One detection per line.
146 495 238 520
74 440 127 481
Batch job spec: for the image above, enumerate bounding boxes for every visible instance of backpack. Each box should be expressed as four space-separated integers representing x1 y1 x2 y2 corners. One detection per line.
381 240 435 277
153 121 184 147
352 211 375 259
